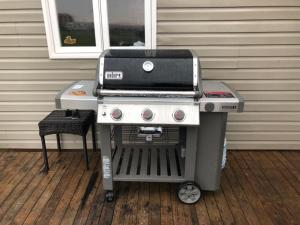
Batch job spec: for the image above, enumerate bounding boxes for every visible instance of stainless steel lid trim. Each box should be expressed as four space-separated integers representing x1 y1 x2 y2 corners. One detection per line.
191 50 202 96
97 89 199 98
99 56 105 87
191 50 198 88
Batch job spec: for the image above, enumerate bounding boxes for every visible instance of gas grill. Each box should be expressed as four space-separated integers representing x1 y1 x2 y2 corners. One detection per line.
56 49 244 204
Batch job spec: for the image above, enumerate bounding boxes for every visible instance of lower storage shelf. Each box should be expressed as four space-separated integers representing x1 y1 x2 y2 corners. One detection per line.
112 145 185 182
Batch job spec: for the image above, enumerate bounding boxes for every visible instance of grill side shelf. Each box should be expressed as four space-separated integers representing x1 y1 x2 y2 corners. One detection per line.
112 146 185 182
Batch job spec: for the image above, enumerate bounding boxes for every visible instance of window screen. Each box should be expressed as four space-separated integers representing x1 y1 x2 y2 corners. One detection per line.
56 0 96 47
107 0 145 47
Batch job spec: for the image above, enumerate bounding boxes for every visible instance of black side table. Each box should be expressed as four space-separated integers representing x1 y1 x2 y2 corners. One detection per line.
38 110 97 172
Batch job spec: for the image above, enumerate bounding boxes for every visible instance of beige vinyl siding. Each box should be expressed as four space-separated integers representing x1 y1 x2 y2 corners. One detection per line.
0 0 300 150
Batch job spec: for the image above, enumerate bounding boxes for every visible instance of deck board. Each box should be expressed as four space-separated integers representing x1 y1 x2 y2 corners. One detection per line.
0 151 298 225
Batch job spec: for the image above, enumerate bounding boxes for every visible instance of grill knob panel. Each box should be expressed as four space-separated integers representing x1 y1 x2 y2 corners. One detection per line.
174 110 185 121
142 109 154 121
111 108 122 120
205 103 215 112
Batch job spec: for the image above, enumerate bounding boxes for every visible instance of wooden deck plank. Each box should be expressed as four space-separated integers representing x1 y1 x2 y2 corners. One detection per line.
149 183 161 225
111 182 130 225
83 167 105 225
272 151 300 182
182 204 197 225
0 152 8 168
33 153 82 225
234 152 285 225
11 152 75 225
189 206 199 225
0 151 298 225
220 172 249 225
72 157 102 225
22 153 76 225
267 152 300 195
194 194 211 225
230 153 275 225
47 155 87 225
123 182 139 225
254 152 299 198
60 155 100 225
171 183 185 225
249 152 299 224
136 182 150 225
0 152 18 176
223 156 261 225
0 152 40 206
204 192 224 225
280 151 300 179
97 194 116 225
213 188 236 225
0 152 32 189
0 153 54 222
237 151 296 225
0 153 58 225
160 183 173 225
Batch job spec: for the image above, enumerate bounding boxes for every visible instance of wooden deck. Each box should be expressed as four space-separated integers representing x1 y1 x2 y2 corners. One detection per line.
0 150 299 225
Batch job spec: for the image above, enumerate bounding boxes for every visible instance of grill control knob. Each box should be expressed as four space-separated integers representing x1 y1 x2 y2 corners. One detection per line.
173 110 185 121
205 103 215 112
142 109 153 120
111 108 122 120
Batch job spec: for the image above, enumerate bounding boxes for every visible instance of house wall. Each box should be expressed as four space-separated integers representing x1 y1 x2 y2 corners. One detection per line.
0 0 300 150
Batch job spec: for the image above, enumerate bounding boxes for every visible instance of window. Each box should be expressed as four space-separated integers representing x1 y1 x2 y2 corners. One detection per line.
41 0 156 58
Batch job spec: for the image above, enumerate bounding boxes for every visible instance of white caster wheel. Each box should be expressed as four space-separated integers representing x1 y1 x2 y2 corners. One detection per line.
177 182 201 204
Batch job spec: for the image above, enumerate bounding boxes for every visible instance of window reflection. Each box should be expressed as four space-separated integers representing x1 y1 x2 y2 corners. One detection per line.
107 0 145 47
56 0 96 47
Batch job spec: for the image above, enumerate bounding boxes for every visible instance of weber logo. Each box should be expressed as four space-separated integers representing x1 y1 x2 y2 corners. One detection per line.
105 71 123 80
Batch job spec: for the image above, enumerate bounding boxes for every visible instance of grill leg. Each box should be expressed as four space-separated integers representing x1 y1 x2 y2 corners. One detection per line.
82 135 89 170
91 122 97 152
98 125 113 191
40 135 49 173
56 134 61 152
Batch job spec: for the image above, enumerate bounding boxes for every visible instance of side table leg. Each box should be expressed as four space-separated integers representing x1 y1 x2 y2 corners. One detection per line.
56 134 61 152
82 136 89 170
91 122 97 152
40 135 49 173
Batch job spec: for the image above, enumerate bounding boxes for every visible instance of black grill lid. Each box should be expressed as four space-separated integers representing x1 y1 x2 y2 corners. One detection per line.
100 49 195 91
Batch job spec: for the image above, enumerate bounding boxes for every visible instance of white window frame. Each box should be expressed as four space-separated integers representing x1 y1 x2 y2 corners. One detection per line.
41 0 156 59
